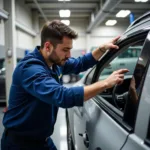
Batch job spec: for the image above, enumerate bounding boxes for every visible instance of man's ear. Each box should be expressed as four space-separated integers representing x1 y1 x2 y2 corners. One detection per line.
45 42 53 52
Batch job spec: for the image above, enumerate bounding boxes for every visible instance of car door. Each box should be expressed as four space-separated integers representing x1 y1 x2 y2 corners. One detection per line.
71 32 149 150
68 68 97 150
121 31 150 150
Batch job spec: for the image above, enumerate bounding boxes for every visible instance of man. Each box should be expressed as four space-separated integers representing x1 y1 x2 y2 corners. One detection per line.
1 20 128 150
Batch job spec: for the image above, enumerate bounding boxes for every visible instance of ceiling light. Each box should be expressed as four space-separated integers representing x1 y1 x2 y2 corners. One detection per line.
105 20 117 26
141 0 148 2
116 10 131 18
58 0 70 1
59 10 71 17
61 20 70 26
135 0 148 2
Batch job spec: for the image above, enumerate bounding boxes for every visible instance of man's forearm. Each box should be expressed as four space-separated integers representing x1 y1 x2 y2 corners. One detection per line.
84 80 108 101
92 47 105 61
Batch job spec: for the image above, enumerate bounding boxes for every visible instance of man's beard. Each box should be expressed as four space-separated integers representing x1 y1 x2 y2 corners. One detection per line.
48 51 67 66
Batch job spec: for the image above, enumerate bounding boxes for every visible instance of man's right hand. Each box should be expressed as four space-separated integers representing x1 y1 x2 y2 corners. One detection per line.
104 69 129 89
84 69 129 101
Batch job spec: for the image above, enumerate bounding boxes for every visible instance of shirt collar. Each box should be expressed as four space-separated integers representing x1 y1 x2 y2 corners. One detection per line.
33 46 53 70
34 46 45 62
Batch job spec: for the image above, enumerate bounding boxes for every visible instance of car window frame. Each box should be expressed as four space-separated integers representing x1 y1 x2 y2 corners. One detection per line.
84 65 96 85
145 116 150 147
90 31 149 132
123 34 150 128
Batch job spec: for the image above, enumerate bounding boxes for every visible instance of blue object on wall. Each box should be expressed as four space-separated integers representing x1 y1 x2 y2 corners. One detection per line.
25 50 30 56
130 13 134 24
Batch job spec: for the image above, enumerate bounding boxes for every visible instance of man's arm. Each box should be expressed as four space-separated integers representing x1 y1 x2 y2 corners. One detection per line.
84 69 128 101
62 36 120 75
92 36 120 61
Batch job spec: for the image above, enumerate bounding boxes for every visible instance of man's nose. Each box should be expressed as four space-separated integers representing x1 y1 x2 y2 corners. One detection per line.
66 51 71 58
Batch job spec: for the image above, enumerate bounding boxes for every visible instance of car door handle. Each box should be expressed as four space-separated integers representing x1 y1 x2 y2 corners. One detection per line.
95 148 102 150
79 132 89 148
119 63 125 66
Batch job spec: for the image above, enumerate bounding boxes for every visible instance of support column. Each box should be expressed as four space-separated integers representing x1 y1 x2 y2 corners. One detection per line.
4 0 16 106
32 10 39 33
32 10 40 46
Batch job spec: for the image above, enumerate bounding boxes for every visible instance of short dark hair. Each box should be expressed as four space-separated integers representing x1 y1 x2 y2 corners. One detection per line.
40 20 78 48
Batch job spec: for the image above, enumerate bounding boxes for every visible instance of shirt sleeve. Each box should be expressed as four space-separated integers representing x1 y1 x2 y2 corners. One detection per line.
21 61 84 108
62 52 98 75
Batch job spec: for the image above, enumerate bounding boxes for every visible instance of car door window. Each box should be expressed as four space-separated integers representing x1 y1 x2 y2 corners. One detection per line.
99 46 142 81
97 40 144 113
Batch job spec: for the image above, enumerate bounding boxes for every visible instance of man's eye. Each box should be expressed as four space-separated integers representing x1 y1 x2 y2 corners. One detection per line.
63 50 69 52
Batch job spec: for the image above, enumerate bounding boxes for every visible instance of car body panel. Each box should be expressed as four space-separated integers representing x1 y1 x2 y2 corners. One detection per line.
83 100 128 150
122 134 150 150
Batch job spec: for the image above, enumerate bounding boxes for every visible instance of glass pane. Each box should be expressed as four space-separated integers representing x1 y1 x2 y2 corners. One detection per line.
99 46 142 81
98 41 144 112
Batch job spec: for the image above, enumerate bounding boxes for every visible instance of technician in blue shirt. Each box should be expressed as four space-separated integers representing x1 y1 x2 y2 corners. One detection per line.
1 20 128 150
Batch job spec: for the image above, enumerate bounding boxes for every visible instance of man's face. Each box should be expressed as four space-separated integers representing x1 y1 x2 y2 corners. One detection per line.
48 36 72 66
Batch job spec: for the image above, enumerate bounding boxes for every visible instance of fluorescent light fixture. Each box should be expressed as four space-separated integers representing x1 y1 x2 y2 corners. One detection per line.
61 20 70 25
141 0 148 2
135 0 148 2
116 10 131 18
58 0 70 1
59 9 71 17
105 20 117 26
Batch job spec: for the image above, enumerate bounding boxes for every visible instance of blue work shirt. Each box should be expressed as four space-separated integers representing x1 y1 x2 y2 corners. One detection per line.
3 46 97 140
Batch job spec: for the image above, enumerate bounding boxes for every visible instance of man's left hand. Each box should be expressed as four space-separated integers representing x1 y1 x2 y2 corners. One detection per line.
99 36 120 53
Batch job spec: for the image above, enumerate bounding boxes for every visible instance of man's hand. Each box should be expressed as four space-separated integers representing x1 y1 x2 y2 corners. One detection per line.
84 69 129 101
104 69 129 89
92 36 120 61
99 36 120 53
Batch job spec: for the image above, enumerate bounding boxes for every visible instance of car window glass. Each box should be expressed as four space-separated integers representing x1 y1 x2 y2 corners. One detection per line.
123 33 150 128
98 41 144 112
99 46 142 81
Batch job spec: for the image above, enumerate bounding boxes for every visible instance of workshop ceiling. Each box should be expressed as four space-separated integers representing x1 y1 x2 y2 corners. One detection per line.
25 0 150 31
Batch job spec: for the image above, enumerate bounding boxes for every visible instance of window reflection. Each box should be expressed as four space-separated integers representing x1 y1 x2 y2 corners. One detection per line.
124 62 146 127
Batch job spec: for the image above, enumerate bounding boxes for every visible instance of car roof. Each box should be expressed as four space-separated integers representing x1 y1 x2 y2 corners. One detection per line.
118 11 150 43
127 11 150 29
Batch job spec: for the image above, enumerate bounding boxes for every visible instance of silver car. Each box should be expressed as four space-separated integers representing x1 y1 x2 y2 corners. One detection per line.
66 11 150 150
